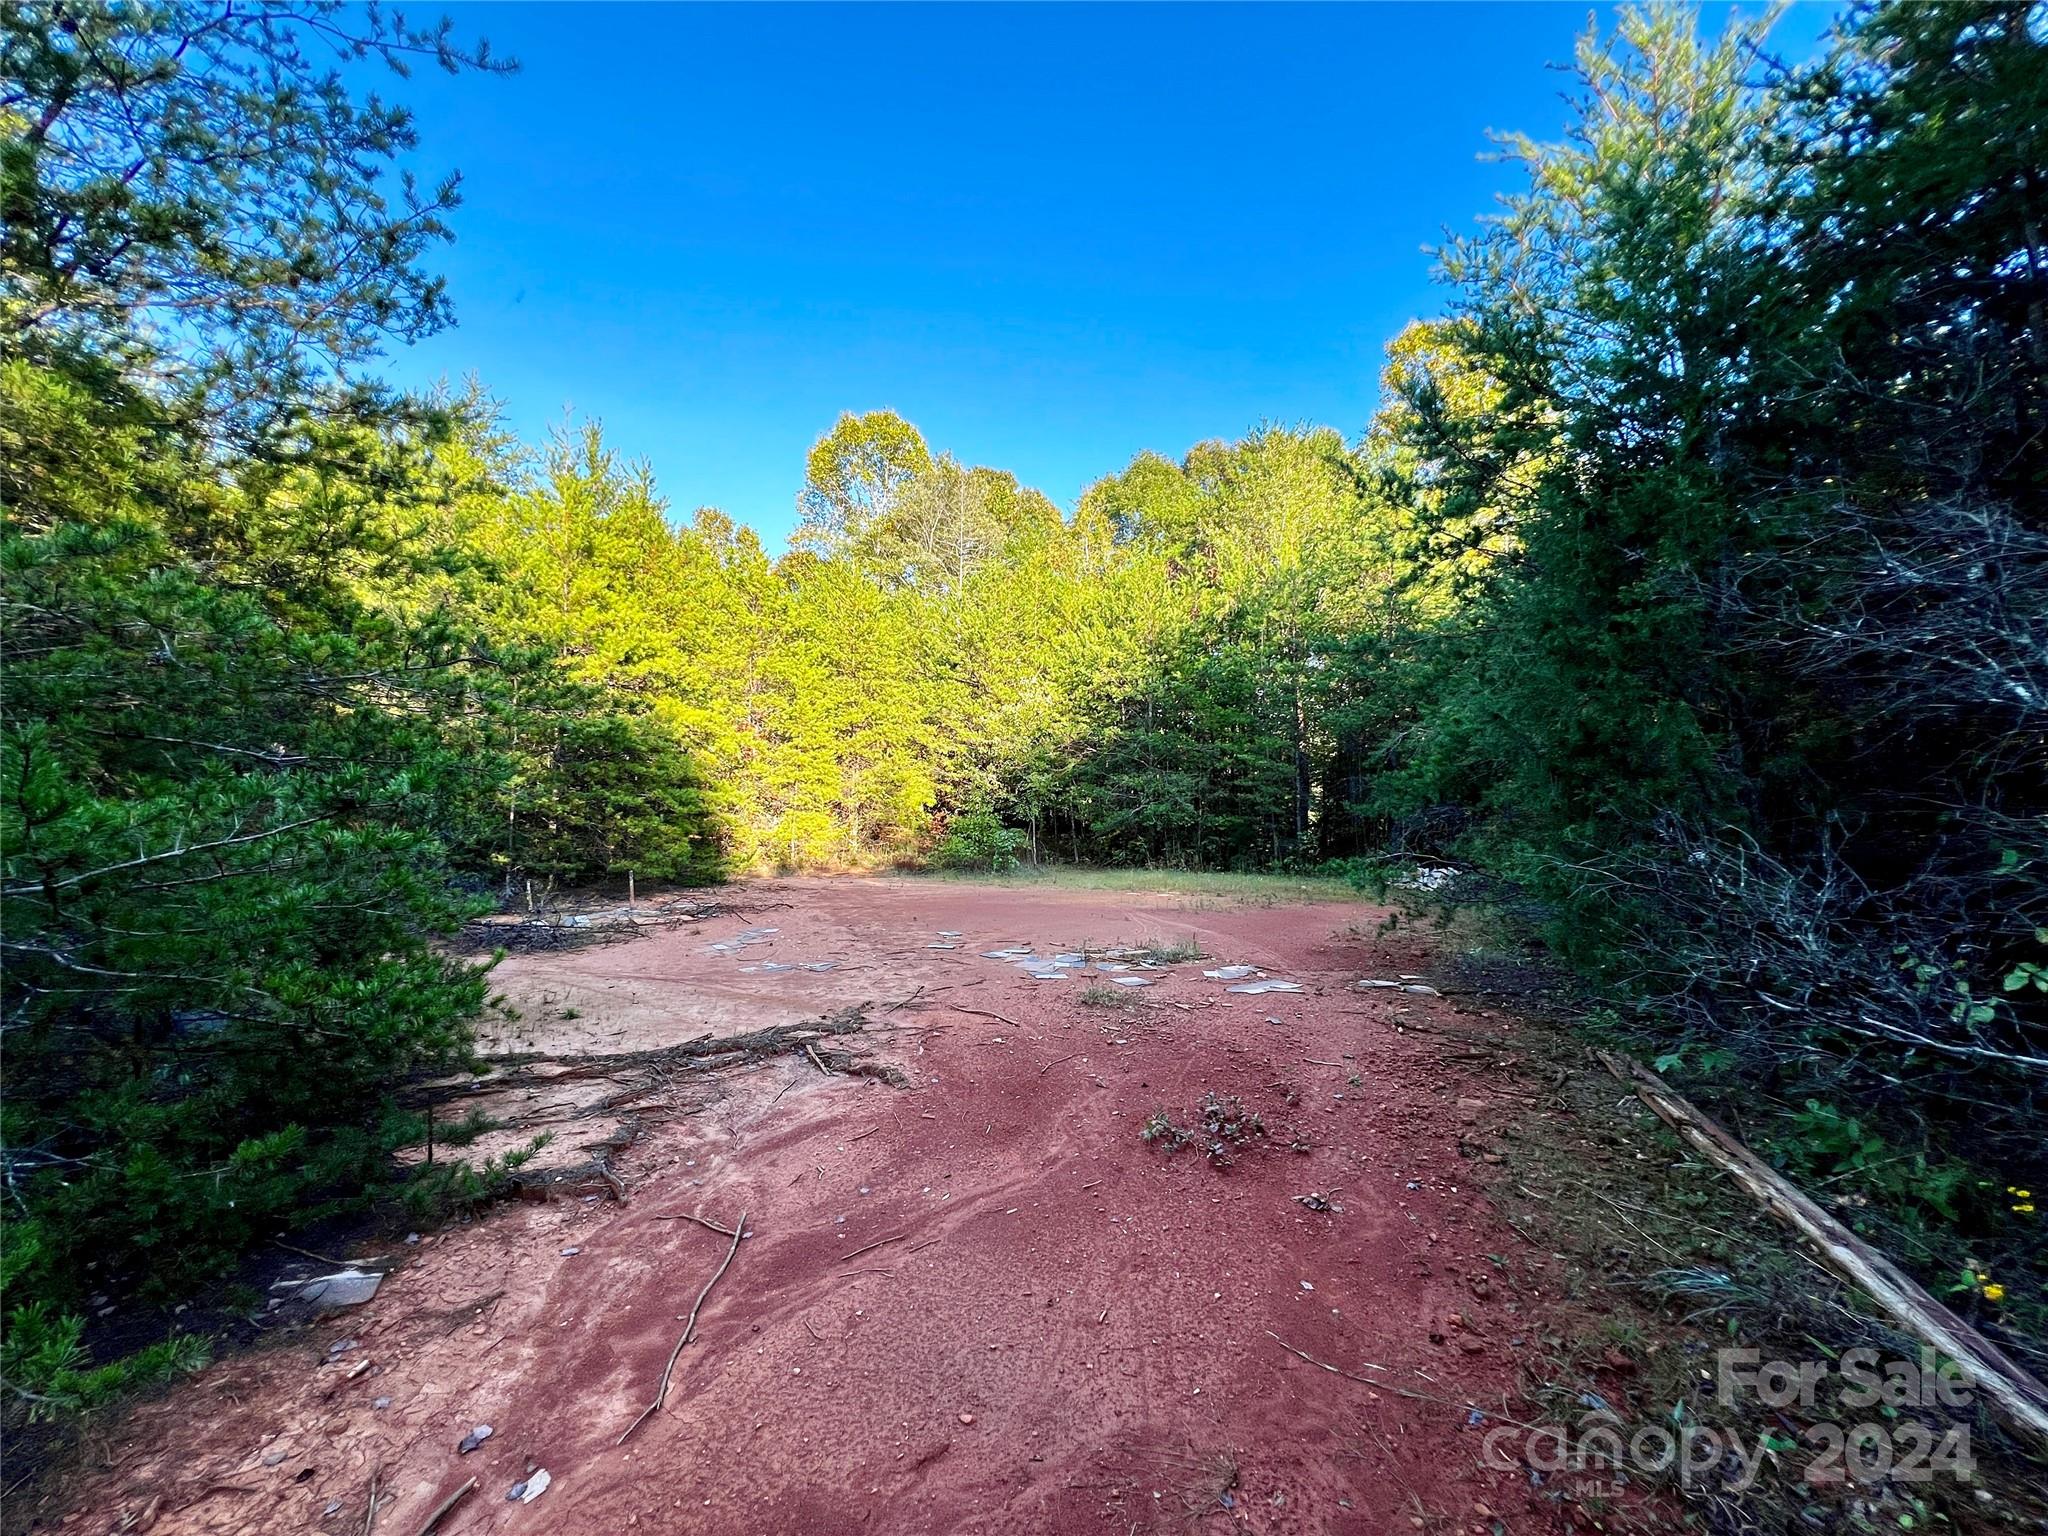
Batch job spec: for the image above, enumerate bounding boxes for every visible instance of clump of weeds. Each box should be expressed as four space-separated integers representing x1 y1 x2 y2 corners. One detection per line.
1140 1092 1265 1167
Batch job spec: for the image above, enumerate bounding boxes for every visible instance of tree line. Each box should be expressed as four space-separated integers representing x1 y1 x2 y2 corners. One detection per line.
3 0 2041 1399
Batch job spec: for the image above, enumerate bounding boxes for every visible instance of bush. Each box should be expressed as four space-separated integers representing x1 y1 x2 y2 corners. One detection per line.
931 806 1023 872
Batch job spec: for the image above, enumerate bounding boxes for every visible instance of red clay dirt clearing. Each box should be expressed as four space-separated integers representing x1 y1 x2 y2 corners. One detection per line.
59 875 1571 1535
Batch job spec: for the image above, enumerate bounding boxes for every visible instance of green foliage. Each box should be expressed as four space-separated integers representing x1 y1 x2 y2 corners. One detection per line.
1357 1 2046 1304
398 1135 551 1225
932 807 1023 873
1 0 509 442
0 1 649 1386
0 1303 209 1422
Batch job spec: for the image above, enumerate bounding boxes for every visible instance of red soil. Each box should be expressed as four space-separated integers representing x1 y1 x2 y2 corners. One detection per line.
52 876 1573 1536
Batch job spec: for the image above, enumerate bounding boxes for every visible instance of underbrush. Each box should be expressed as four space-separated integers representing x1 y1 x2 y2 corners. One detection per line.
0 1116 548 1442
1460 1003 2048 1534
1347 859 2048 1364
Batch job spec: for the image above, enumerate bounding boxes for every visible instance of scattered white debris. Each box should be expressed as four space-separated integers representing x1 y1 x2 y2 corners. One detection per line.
508 1469 552 1502
1203 966 1260 980
1109 976 1153 988
270 1269 382 1309
458 1424 493 1454
1227 979 1305 994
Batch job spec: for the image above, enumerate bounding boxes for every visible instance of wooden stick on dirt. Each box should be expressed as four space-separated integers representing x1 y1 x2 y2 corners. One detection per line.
1037 1052 1082 1076
946 1005 1018 1028
408 1477 474 1536
1597 1051 2048 1457
804 1042 833 1076
651 1210 742 1237
617 1208 749 1446
839 1231 907 1263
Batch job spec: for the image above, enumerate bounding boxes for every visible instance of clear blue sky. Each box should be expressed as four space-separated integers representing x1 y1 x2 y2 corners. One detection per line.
383 2 1837 548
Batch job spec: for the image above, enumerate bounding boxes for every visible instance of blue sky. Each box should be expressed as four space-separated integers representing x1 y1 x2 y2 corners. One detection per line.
383 3 1837 548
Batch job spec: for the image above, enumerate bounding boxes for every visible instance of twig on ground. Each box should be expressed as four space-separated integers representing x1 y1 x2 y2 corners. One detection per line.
1264 1333 1544 1430
1038 1052 1082 1076
839 1231 907 1263
946 1005 1018 1028
888 978 985 1013
273 1238 353 1266
804 1042 832 1075
1265 1331 1388 1382
651 1210 743 1237
617 1208 749 1446
408 1477 475 1536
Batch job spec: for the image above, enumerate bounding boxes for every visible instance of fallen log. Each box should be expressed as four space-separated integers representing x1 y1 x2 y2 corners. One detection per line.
1597 1050 2048 1459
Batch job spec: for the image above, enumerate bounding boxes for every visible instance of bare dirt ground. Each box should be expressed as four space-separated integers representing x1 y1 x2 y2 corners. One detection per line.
46 875 1618 1536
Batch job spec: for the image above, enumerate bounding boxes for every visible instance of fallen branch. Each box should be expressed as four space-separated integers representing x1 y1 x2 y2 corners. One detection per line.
1597 1051 2048 1458
804 1042 833 1076
1038 1052 1082 1076
617 1208 748 1446
409 1477 475 1536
